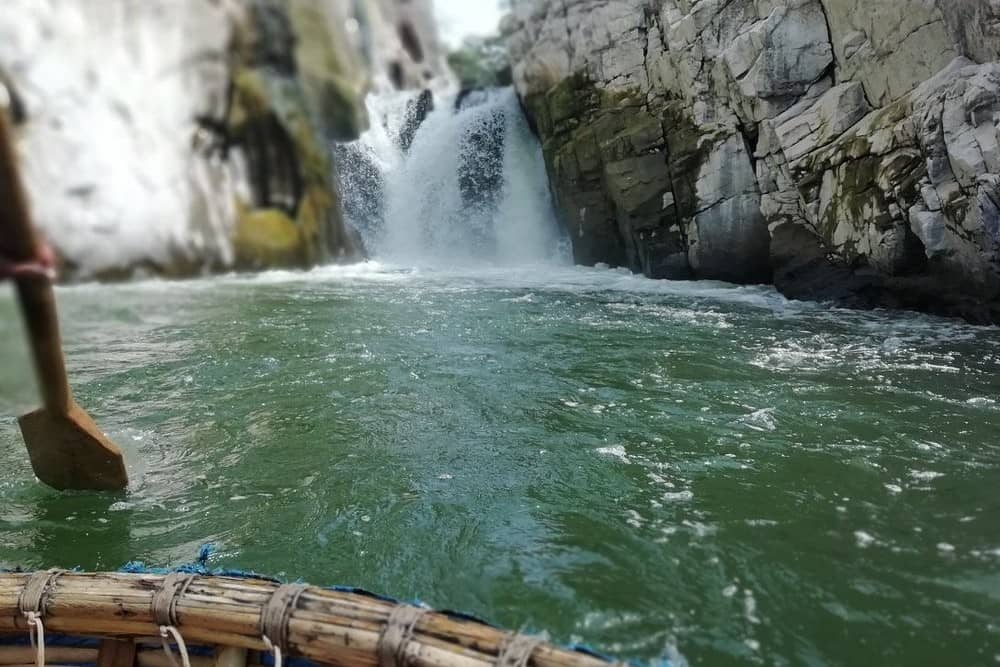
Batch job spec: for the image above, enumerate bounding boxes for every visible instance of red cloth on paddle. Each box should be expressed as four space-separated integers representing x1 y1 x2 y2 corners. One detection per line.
0 239 56 281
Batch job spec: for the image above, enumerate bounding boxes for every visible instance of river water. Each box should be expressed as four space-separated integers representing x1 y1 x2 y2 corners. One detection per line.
1 263 999 666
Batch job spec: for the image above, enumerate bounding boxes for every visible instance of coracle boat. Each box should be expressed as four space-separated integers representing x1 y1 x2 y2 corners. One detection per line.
0 571 627 667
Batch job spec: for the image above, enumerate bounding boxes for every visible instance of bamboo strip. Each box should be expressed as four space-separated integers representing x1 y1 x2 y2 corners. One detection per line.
0 573 616 667
213 646 247 667
137 651 215 667
0 647 98 664
98 639 136 667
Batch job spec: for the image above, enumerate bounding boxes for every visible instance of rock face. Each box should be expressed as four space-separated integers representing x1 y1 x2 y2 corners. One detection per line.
0 0 445 280
368 0 451 90
507 0 1000 322
227 0 372 271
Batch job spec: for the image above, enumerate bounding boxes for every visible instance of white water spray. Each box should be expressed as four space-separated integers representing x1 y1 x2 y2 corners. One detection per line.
337 87 568 267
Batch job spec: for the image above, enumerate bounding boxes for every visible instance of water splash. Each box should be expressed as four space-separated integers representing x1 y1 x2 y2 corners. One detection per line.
337 87 568 267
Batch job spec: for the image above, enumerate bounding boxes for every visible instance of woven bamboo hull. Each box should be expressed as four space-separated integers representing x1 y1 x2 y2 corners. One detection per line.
0 573 618 667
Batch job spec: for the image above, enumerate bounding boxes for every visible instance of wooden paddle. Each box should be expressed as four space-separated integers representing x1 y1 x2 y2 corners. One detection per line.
0 112 128 491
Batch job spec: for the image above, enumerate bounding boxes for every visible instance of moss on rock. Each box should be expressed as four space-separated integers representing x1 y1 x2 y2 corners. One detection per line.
228 68 271 131
287 0 368 141
234 205 303 269
223 0 368 272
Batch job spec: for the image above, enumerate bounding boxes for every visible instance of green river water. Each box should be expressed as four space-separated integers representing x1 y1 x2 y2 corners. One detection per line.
0 263 998 666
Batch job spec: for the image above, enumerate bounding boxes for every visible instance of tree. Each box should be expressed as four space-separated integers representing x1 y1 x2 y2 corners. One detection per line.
447 35 513 90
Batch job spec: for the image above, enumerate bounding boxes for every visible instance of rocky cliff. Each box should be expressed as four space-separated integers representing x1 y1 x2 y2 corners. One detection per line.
0 0 447 280
506 0 1000 322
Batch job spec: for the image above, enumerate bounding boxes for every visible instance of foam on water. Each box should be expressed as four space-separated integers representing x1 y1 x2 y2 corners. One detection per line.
56 261 793 311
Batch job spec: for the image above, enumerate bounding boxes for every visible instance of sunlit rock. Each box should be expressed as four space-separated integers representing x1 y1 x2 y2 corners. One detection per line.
507 0 1000 321
0 0 446 280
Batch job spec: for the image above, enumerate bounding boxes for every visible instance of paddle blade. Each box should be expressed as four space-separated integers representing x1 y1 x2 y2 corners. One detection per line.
18 403 128 491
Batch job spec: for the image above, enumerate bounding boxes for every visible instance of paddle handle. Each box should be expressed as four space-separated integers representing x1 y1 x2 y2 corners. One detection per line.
0 113 73 414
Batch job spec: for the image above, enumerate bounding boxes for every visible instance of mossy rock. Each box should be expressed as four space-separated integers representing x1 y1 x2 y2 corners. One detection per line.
545 71 598 129
296 186 335 263
288 0 368 141
595 110 663 162
287 113 333 187
228 68 272 130
598 85 644 110
222 0 370 272
303 71 368 140
523 92 552 136
234 206 304 269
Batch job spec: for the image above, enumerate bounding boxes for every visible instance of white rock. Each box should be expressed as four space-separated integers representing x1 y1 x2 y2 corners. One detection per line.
0 0 446 278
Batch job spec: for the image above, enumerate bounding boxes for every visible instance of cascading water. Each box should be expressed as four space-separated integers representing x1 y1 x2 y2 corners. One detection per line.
336 87 568 267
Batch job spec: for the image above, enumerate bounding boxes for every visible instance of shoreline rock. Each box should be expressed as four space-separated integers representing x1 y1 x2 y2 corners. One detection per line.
506 0 1000 323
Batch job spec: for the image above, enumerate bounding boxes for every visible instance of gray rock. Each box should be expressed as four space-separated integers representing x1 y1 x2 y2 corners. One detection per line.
936 0 1000 65
688 133 770 283
508 0 1000 321
820 0 959 106
723 0 832 102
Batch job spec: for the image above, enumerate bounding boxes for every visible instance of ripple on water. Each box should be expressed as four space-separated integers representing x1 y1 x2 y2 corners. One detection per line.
0 265 998 666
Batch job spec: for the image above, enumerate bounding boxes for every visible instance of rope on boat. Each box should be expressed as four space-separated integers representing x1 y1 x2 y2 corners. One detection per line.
17 569 63 667
377 605 428 667
24 612 44 667
152 572 196 627
18 569 63 618
159 625 192 667
153 573 197 667
498 634 544 667
260 583 308 667
261 635 283 667
1 571 643 667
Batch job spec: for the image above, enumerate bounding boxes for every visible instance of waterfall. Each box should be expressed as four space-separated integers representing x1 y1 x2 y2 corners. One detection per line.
336 87 568 267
